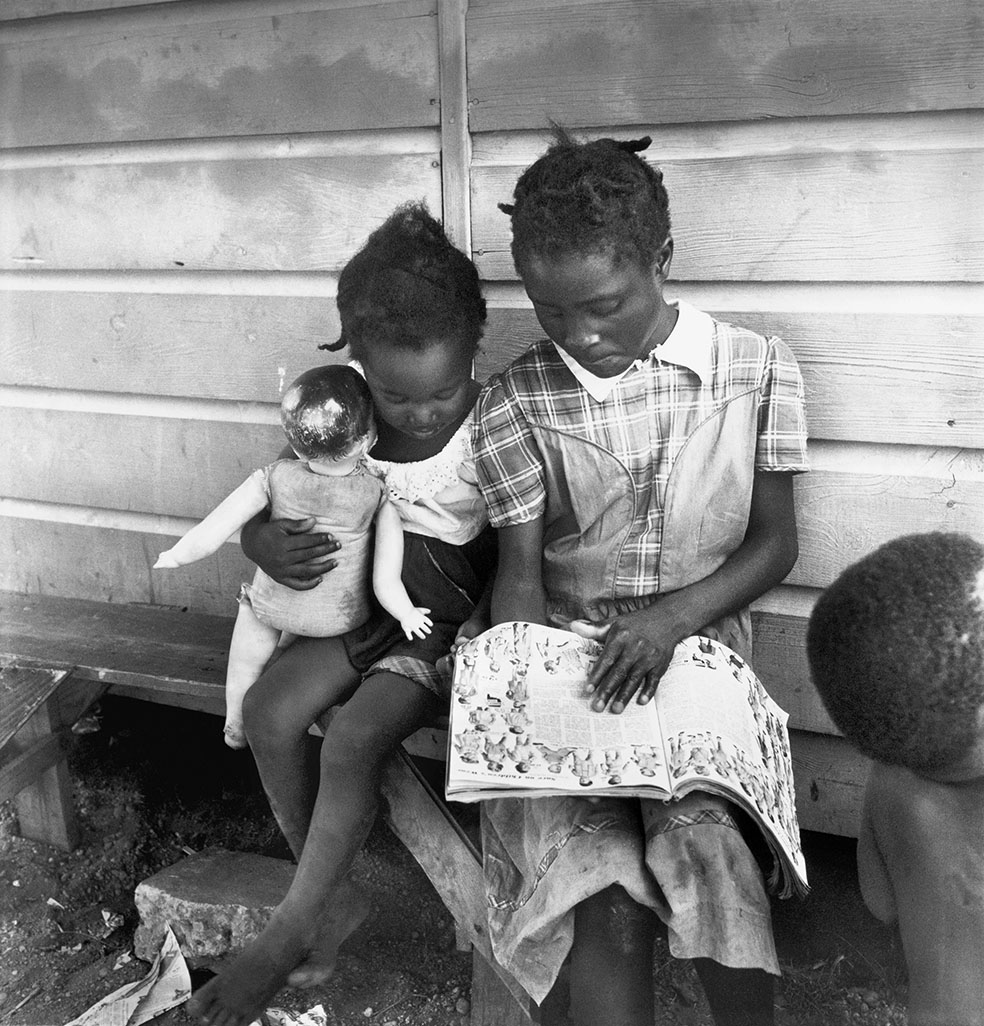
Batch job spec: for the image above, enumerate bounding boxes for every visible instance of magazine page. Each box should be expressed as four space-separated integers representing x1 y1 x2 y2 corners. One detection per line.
445 621 674 799
654 636 807 896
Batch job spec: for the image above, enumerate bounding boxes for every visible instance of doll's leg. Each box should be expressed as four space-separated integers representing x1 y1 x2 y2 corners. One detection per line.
243 635 360 859
223 601 281 749
189 670 440 1026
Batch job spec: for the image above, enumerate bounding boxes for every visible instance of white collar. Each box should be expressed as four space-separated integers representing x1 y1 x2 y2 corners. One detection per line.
552 300 713 402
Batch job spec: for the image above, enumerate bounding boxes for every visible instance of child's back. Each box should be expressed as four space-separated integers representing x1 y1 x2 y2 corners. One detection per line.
808 531 984 1026
861 764 984 1025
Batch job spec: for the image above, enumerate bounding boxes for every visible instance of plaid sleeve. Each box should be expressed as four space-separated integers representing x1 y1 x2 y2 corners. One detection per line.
756 338 809 472
473 376 546 527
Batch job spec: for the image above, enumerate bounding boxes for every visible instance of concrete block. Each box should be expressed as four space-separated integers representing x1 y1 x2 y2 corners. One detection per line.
133 847 294 966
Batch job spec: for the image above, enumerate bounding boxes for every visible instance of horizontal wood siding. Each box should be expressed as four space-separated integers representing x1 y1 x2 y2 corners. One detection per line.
466 0 983 130
463 0 983 836
471 147 984 281
0 291 343 400
3 0 982 839
0 2 442 617
0 0 439 146
1 154 442 271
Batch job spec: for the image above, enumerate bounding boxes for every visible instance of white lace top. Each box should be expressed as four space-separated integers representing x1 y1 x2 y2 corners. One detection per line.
352 361 488 545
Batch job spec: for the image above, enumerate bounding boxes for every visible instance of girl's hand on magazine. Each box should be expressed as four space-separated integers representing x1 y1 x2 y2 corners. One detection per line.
572 608 680 714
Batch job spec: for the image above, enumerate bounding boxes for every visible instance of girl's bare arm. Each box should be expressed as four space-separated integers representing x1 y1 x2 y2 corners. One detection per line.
490 519 548 627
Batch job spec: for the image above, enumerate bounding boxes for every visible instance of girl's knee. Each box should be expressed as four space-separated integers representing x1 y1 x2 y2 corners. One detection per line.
243 681 307 746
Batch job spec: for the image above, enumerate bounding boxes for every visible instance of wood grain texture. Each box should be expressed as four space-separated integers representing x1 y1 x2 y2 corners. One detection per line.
471 148 984 281
790 732 869 837
0 0 439 147
0 407 284 518
0 155 442 271
466 0 983 130
0 517 252 615
477 306 984 448
0 291 343 400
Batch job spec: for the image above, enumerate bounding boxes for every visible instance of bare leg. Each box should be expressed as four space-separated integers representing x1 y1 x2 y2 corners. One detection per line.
242 635 359 858
564 885 657 1026
693 959 774 1026
187 670 440 1026
223 603 281 749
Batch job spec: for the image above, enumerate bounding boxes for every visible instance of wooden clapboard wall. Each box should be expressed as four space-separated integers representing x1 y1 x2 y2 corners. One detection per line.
1 0 982 836
464 0 984 836
0 0 452 612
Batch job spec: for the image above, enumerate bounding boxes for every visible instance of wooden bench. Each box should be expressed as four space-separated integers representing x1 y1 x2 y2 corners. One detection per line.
0 588 870 1023
0 590 534 1026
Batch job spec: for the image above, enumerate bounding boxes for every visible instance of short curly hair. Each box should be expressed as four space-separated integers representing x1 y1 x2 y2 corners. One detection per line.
806 532 984 774
323 201 486 360
500 126 671 271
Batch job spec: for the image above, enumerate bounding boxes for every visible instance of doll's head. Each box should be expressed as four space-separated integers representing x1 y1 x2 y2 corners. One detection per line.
807 532 984 776
280 364 374 464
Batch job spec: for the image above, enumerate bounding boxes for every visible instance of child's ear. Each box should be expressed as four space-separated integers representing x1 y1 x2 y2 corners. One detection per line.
652 236 674 284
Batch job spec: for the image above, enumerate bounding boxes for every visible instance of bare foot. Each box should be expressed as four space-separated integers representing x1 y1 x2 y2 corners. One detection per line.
186 908 312 1026
287 880 371 988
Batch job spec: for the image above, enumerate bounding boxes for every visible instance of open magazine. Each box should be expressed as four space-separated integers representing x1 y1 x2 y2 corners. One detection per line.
445 621 808 899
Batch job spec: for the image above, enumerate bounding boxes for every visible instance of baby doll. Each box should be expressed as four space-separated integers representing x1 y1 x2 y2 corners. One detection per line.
155 364 432 748
807 532 984 1026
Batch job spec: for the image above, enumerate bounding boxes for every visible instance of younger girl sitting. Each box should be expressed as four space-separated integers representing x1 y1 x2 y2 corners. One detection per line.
154 364 432 748
187 201 495 1026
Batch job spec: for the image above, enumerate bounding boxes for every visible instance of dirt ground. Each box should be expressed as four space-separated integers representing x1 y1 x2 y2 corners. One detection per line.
1 698 910 1026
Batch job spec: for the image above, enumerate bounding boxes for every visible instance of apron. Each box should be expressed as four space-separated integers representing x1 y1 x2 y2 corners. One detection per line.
481 384 779 1003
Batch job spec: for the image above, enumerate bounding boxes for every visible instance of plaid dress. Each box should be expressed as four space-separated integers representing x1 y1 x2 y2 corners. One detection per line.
472 301 808 1001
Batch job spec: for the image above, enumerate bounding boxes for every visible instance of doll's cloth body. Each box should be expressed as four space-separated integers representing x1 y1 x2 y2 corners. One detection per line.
242 458 385 636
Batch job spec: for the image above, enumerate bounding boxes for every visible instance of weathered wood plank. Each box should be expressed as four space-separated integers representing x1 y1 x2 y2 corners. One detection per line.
5 408 981 582
466 0 983 130
1 407 284 519
0 291 342 401
0 1 438 147
11 697 78 849
471 149 984 281
0 590 870 837
0 155 442 271
0 518 251 616
0 664 70 751
788 457 984 589
478 306 984 448
1 0 182 17
0 591 232 689
380 752 533 1019
790 732 869 838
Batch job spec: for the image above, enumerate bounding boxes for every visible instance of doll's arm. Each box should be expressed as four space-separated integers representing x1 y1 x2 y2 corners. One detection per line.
155 471 270 568
372 499 433 640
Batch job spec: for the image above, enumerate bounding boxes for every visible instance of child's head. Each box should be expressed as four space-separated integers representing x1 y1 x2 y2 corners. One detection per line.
501 126 671 273
325 201 486 439
498 128 677 377
807 532 984 777
329 200 486 361
280 364 374 464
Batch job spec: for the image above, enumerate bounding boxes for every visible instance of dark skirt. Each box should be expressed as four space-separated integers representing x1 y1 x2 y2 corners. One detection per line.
343 525 497 688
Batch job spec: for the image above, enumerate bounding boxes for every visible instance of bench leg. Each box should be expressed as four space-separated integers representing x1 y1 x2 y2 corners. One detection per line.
380 750 533 1024
13 697 79 850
